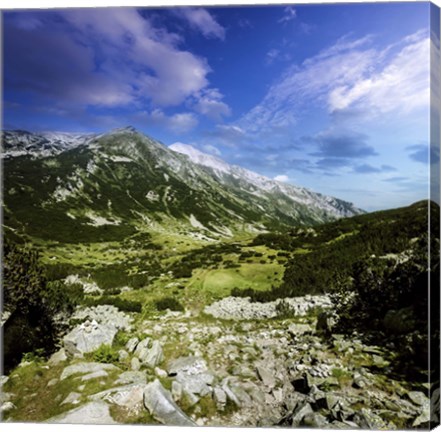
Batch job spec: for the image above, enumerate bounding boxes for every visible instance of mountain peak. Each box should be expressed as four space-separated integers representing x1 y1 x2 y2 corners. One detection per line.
110 126 138 134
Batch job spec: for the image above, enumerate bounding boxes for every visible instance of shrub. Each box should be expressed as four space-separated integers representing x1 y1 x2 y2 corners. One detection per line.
92 344 119 364
82 296 142 313
155 297 184 312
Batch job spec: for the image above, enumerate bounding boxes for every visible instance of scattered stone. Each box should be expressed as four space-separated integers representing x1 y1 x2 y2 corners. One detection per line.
407 391 429 406
115 371 146 385
143 379 196 426
256 365 276 389
47 378 58 387
131 357 141 371
126 337 139 354
413 401 430 427
353 408 388 429
167 356 208 376
0 401 15 413
155 367 167 378
90 384 145 412
291 402 314 427
0 376 9 387
142 341 164 368
213 387 227 409
71 305 132 331
47 401 117 424
61 392 82 405
48 348 68 365
60 362 119 380
63 321 118 357
172 381 183 402
118 350 129 362
80 370 109 381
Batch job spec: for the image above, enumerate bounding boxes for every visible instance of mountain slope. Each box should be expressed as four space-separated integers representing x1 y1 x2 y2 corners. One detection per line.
2 127 362 243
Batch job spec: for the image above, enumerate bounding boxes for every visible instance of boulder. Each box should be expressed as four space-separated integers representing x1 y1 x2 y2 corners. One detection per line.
126 337 139 354
407 391 429 406
61 392 82 405
0 401 15 413
48 348 68 365
131 357 141 371
115 371 147 385
63 320 118 357
90 384 145 412
142 341 164 368
60 362 119 380
80 370 109 381
143 379 196 426
46 401 116 424
167 356 207 376
256 365 276 389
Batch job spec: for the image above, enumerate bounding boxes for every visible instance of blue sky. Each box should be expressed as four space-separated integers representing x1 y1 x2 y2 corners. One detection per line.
3 3 438 210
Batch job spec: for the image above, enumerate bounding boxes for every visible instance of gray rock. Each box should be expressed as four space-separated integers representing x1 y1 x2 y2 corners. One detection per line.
118 350 129 362
47 378 59 387
167 356 207 376
142 340 164 368
0 401 15 413
0 375 9 387
131 357 141 371
303 412 329 428
407 391 429 406
176 371 214 397
63 321 118 357
291 402 314 427
90 384 144 412
71 305 132 331
60 362 119 380
155 367 167 378
134 337 150 359
48 348 68 365
413 401 430 427
353 407 388 429
115 371 146 385
80 370 109 381
256 365 276 388
172 381 183 402
46 401 117 424
61 392 82 405
213 387 227 409
126 337 139 354
143 379 196 426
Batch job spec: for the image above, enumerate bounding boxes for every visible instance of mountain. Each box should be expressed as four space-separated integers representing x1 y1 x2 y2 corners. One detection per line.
2 127 363 243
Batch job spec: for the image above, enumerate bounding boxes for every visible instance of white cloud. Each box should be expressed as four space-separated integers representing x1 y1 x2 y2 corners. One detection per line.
239 30 430 134
274 174 289 182
175 8 225 40
137 109 198 133
193 88 231 120
61 8 211 107
328 35 429 115
278 7 297 24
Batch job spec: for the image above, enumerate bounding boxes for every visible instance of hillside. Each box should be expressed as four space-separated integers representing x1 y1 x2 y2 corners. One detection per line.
2 127 362 245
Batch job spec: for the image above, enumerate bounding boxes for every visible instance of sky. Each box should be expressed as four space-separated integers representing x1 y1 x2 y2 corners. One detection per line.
2 3 439 211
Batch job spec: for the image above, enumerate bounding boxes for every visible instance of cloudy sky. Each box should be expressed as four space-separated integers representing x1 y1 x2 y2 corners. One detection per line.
3 3 439 210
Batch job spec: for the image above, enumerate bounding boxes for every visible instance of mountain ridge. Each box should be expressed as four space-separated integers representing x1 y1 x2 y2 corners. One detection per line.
2 127 363 244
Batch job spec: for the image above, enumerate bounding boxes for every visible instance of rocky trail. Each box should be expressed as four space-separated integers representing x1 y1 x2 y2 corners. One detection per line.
0 297 432 428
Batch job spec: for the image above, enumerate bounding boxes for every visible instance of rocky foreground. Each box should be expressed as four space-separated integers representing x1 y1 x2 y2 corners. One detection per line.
0 297 433 428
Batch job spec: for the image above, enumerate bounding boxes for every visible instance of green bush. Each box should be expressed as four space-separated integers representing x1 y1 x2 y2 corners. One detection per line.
82 296 142 313
155 297 184 312
92 344 119 364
